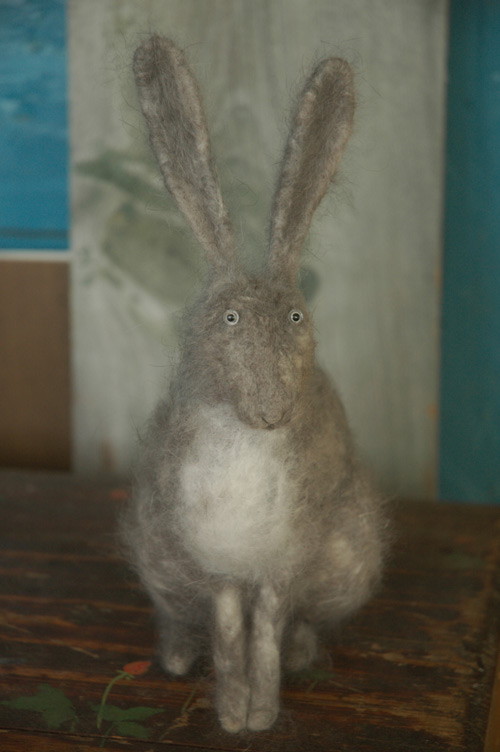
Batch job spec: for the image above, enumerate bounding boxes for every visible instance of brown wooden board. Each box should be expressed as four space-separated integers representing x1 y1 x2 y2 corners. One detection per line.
0 262 71 470
0 471 499 751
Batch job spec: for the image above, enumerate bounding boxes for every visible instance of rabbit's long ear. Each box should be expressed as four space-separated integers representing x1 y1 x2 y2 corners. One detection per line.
133 36 237 272
268 58 355 283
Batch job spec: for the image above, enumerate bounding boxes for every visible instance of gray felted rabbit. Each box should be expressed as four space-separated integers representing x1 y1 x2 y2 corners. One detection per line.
122 35 388 733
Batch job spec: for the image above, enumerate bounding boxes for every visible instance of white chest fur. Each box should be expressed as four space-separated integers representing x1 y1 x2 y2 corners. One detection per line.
177 404 295 579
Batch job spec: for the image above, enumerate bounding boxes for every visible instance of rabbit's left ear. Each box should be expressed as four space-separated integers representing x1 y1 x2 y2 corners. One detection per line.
268 58 355 284
133 36 237 273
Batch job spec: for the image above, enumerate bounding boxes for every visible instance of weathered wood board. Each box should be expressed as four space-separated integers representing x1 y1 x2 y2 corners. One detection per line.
69 0 448 497
0 472 499 750
0 262 71 470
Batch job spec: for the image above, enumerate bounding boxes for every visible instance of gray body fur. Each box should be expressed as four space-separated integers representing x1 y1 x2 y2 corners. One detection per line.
122 36 388 733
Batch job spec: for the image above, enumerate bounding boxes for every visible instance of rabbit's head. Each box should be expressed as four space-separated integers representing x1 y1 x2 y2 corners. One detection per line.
134 36 355 429
180 274 314 429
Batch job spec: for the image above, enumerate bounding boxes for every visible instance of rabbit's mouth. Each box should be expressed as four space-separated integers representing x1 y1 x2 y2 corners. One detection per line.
260 409 292 430
234 402 294 431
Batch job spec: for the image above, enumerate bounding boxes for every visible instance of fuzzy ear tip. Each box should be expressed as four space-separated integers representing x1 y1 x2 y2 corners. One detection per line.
314 57 355 118
133 34 179 81
320 57 354 86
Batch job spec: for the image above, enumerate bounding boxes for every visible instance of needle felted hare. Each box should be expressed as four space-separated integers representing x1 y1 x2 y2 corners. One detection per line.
122 35 388 733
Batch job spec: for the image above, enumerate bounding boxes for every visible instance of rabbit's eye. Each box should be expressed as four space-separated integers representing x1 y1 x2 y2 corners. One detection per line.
289 309 304 324
224 309 239 326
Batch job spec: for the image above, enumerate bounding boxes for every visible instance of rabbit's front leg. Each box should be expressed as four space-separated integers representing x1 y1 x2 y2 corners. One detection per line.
247 582 287 731
213 583 250 733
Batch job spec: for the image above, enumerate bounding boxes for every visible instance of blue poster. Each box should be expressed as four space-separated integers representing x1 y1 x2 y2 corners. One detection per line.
0 0 68 249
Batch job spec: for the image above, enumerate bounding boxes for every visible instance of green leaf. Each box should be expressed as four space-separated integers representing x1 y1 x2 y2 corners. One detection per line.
2 696 39 711
1 684 77 729
91 703 163 722
91 703 129 722
121 706 163 721
114 720 150 739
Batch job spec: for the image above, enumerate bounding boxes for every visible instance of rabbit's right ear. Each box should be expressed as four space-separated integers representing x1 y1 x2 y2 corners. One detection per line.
268 58 355 284
133 36 237 273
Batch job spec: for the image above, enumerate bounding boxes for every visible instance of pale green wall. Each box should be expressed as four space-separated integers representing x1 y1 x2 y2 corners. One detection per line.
70 0 447 497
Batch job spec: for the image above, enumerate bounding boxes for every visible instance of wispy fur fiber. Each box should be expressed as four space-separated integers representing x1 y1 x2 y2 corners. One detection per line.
122 35 389 734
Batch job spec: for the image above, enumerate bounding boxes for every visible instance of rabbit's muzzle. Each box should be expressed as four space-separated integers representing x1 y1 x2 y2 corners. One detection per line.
232 352 306 431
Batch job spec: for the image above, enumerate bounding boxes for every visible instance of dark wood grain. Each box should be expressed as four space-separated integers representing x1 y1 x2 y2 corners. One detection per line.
0 472 499 751
485 654 500 752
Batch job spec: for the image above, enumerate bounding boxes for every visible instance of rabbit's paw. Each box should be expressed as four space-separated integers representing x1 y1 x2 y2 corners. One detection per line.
161 648 197 676
217 682 250 733
247 703 279 732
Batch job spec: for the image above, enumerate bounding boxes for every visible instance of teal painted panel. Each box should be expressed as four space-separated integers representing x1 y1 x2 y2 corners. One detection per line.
439 1 500 502
0 0 69 249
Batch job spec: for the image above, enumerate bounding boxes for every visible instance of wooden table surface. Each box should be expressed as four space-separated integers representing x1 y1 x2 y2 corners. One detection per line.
0 471 499 751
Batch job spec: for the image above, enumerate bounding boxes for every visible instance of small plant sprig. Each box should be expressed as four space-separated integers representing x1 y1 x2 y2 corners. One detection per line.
96 660 152 730
1 659 162 744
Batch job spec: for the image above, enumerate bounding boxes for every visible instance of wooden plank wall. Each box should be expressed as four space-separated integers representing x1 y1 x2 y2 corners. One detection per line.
70 0 448 498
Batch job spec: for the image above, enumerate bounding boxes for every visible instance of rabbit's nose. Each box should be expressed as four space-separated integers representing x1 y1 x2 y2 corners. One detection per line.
260 409 291 430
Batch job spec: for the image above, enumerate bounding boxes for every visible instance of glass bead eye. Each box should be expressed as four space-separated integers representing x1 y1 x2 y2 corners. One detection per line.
289 309 304 324
224 309 239 325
